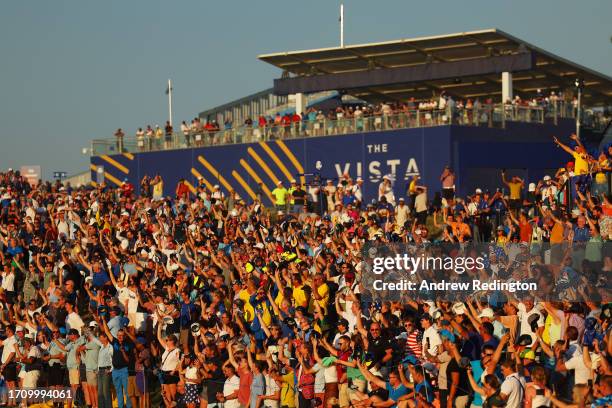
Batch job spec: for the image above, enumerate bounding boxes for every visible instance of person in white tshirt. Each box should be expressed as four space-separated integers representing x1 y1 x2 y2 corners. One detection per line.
261 368 280 408
555 326 591 386
65 302 85 335
0 326 19 388
219 365 240 408
421 315 442 357
395 198 410 230
499 360 526 408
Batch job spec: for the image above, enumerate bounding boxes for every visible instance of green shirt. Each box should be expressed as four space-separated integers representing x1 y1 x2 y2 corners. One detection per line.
346 357 366 381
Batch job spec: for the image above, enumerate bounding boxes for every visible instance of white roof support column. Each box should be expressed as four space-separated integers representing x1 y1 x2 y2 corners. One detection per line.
294 93 307 116
502 72 513 103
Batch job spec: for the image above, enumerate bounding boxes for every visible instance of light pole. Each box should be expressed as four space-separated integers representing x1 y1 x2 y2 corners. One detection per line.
574 78 584 139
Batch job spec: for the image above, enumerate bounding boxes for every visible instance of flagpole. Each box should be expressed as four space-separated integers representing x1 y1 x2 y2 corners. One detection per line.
340 3 344 48
168 79 173 127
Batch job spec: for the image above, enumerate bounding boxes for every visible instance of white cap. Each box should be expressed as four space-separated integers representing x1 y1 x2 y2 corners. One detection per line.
478 308 494 319
475 188 482 194
254 242 264 249
452 302 466 315
121 211 129 216
543 175 552 181
89 321 98 327
356 177 363 182
230 209 238 217
15 326 24 332
213 184 220 189
291 179 296 183
528 183 536 192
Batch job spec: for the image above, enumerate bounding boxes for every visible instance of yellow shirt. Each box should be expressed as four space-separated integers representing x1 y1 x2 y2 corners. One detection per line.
280 372 296 408
314 283 330 310
153 181 164 198
238 289 255 322
572 151 589 175
272 187 288 205
409 179 418 194
507 181 522 200
292 285 308 308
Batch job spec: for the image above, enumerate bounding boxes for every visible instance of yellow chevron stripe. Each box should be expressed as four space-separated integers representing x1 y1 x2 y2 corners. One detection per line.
247 147 280 186
275 140 305 186
90 164 97 172
232 171 257 201
184 180 197 194
90 181 98 187
100 155 129 174
197 156 233 192
122 152 135 160
259 142 295 183
240 159 273 203
103 171 122 187
190 168 213 191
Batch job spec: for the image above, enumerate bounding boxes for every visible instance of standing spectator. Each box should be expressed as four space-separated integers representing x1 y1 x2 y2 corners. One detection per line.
115 128 125 153
271 181 288 213
164 121 173 149
440 166 456 201
102 321 135 408
181 120 191 147
499 360 526 408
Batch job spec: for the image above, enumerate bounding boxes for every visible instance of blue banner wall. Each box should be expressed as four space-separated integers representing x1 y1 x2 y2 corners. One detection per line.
91 123 571 206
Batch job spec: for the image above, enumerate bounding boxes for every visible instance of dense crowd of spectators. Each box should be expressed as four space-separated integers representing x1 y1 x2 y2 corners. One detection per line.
1 131 612 408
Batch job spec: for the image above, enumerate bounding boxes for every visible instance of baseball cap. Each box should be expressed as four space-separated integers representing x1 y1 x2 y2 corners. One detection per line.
452 302 466 315
475 188 482 194
89 321 98 327
478 308 494 319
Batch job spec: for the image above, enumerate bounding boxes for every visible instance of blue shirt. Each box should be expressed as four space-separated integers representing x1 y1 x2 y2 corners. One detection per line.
573 226 591 242
385 383 408 407
92 337 113 369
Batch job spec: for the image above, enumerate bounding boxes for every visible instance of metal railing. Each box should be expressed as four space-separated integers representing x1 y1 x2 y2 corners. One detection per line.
92 103 601 156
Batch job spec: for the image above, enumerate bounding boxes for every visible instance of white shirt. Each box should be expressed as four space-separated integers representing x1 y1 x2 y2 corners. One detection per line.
564 341 590 385
28 345 42 361
263 374 280 408
422 326 442 356
415 192 427 213
184 366 199 384
160 347 181 372
517 303 543 345
65 312 85 335
500 373 525 408
1 335 18 364
1 272 15 292
223 374 241 408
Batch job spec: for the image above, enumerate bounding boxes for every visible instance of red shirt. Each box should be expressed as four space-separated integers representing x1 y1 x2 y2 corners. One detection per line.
519 221 533 243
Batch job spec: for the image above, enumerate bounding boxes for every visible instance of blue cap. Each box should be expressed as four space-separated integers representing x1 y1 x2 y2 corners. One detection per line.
439 329 456 343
